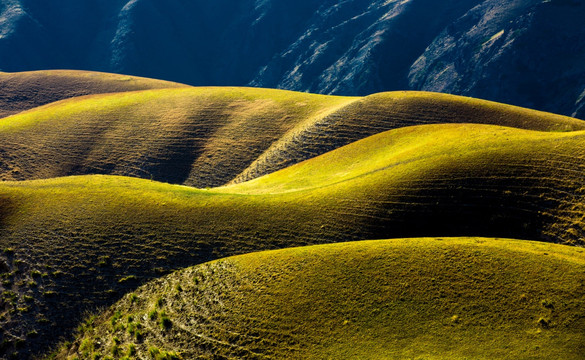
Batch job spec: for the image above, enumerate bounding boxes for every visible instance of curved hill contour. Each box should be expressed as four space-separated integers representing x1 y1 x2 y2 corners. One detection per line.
0 88 583 188
1 122 585 357
0 70 188 118
58 238 585 359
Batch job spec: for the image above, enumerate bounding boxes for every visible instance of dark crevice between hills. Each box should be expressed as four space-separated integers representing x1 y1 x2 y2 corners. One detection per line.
360 156 585 246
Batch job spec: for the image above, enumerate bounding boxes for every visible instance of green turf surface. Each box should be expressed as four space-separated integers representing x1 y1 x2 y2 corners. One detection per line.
1 122 585 357
57 238 585 359
0 77 584 358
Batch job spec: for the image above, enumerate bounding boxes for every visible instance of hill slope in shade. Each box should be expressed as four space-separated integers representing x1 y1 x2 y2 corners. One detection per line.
57 238 585 359
1 87 584 188
0 70 188 118
0 1 584 117
1 123 585 357
408 0 585 119
0 87 355 187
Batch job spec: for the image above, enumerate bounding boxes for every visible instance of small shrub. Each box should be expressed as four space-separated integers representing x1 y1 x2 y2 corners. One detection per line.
149 346 161 357
2 290 16 299
159 311 172 330
149 347 182 360
128 343 137 356
537 317 550 328
127 321 143 341
110 310 122 326
111 344 120 356
541 299 554 309
130 293 138 303
148 309 158 321
36 316 50 324
79 338 93 356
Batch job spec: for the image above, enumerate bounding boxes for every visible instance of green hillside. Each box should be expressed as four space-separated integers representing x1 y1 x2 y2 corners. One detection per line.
0 87 354 187
0 87 583 188
0 70 188 118
1 75 585 358
57 238 585 359
1 122 585 357
230 91 585 184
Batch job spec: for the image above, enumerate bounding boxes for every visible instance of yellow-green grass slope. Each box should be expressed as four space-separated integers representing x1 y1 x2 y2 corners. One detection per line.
1 86 584 188
2 123 585 357
58 238 585 360
0 70 188 119
0 87 354 187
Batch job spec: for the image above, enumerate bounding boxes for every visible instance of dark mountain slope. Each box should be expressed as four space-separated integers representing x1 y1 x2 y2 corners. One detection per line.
408 0 585 119
249 0 483 94
0 0 584 117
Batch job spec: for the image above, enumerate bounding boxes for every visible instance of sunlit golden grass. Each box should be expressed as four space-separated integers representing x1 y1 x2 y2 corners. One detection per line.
1 85 583 188
2 122 585 357
2 78 585 358
58 238 585 359
0 86 355 187
0 70 188 118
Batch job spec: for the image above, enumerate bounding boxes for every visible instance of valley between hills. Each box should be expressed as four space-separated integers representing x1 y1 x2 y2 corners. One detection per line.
0 70 584 359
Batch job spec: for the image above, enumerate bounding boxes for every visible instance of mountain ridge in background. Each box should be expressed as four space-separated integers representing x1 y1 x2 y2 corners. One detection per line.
1 0 584 118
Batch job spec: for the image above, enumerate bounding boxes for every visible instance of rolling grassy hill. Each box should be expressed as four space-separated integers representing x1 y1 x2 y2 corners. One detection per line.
1 120 585 357
0 70 187 118
56 238 585 359
0 86 583 188
1 73 585 358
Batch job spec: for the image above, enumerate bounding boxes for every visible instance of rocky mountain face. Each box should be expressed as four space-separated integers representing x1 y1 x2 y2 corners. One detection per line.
0 0 584 118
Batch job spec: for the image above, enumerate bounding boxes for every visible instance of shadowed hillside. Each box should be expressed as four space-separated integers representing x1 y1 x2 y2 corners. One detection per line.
0 87 583 188
1 122 585 357
57 238 585 359
0 70 187 118
0 87 355 187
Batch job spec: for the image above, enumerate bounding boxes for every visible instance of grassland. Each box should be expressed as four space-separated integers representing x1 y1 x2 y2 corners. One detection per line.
0 70 188 119
1 122 585 357
56 238 585 359
1 75 585 358
0 86 354 187
0 87 583 188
